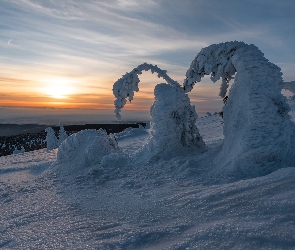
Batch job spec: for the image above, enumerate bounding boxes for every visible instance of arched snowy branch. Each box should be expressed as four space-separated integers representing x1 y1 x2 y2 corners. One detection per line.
113 63 180 119
184 41 253 97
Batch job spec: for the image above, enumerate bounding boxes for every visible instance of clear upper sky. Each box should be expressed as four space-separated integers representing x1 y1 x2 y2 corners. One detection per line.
1 0 295 113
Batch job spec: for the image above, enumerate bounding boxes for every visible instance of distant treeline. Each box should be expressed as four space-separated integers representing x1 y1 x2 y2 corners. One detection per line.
0 123 146 157
0 132 47 157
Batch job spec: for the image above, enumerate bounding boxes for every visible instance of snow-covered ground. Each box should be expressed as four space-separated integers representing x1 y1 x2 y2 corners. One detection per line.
1 107 295 249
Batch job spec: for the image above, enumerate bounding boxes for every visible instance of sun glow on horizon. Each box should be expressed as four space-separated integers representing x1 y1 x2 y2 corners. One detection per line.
42 78 77 99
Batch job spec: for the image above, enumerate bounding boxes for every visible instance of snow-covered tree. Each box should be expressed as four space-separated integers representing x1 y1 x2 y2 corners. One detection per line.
113 65 205 160
183 41 295 177
58 122 68 146
45 127 58 150
140 83 205 159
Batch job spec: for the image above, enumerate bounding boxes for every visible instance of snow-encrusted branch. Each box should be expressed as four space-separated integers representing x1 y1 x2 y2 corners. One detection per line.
113 63 180 119
183 41 247 97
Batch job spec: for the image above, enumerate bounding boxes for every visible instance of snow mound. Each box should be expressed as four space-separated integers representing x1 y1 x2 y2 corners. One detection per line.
50 129 118 177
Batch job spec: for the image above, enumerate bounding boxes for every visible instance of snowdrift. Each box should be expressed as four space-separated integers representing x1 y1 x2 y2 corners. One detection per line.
48 129 120 178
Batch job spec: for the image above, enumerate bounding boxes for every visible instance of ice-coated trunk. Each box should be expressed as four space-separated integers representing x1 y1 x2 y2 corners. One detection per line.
220 48 294 177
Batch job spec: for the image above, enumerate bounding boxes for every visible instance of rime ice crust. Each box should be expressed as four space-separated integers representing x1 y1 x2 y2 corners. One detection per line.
184 41 295 178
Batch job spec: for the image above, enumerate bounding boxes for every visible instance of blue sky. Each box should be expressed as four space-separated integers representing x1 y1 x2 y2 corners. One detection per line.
0 0 294 115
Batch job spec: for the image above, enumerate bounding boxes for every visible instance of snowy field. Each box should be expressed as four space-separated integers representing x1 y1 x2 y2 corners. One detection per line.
1 107 295 249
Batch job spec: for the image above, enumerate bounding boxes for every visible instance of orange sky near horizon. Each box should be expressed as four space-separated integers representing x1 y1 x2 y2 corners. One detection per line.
0 72 225 113
0 73 156 110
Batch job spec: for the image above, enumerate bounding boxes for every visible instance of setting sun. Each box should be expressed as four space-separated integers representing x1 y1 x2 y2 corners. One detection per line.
42 78 76 99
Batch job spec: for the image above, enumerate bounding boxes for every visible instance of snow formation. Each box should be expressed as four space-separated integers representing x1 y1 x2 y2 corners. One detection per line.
45 123 68 151
113 41 295 179
113 63 180 120
45 127 58 150
57 122 68 146
54 129 118 176
135 83 205 161
113 63 205 162
184 41 295 178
